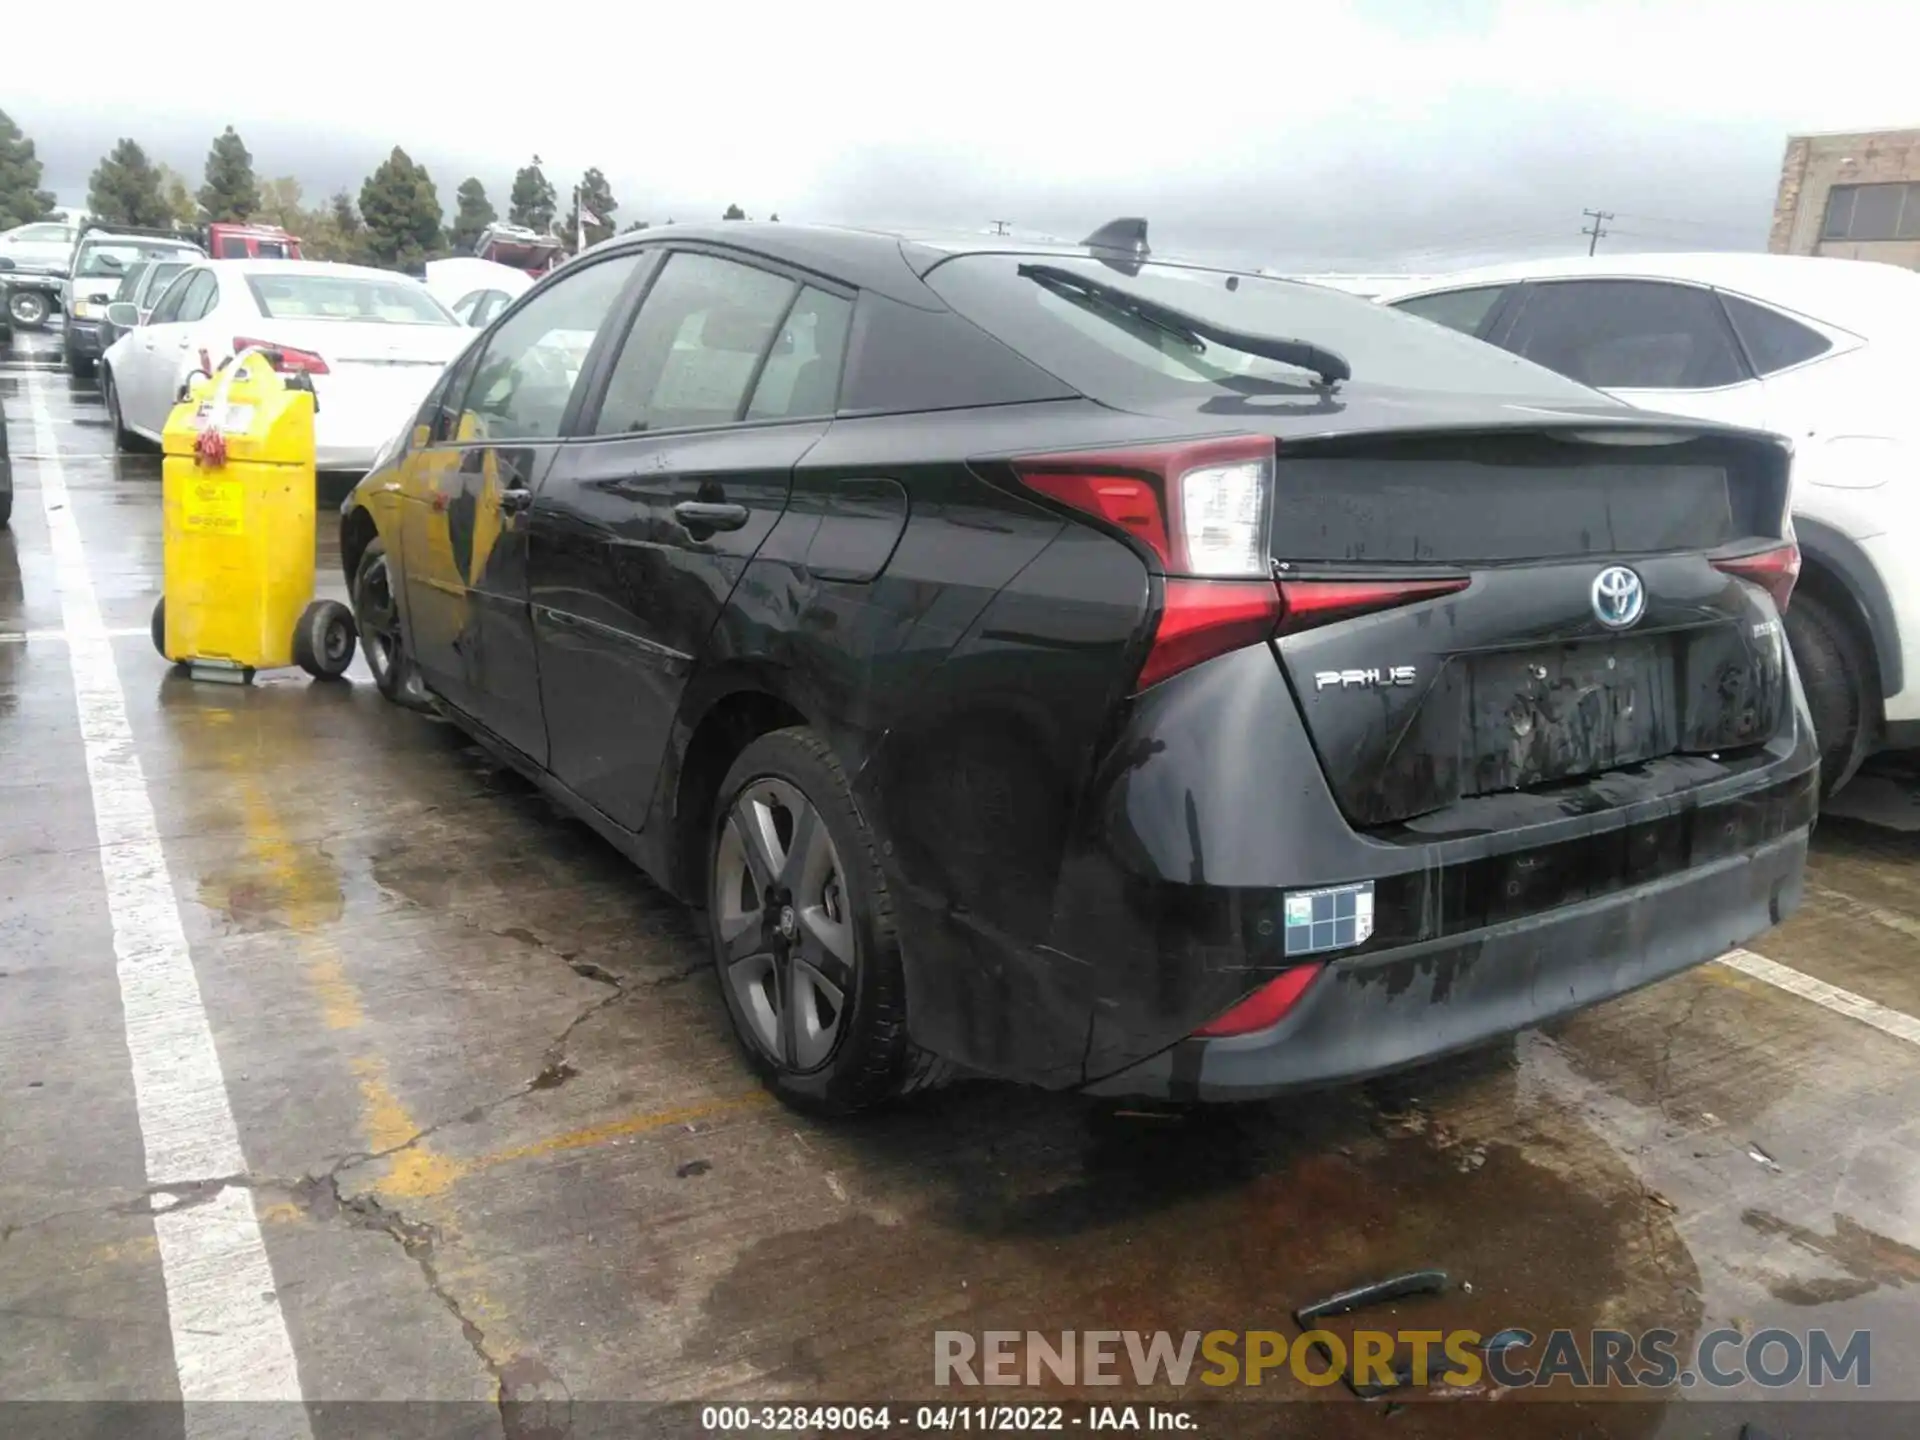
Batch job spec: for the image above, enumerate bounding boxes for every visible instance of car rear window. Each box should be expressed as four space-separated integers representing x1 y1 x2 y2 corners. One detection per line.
245 274 454 325
78 241 199 277
921 254 1601 409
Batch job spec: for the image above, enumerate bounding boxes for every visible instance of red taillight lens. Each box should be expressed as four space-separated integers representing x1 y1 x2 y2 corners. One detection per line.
233 336 330 375
1137 580 1284 690
1712 541 1800 614
1192 963 1324 1038
1276 576 1472 636
1019 472 1172 565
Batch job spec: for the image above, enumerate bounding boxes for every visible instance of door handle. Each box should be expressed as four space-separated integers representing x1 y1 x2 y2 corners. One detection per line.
500 487 533 515
673 500 750 532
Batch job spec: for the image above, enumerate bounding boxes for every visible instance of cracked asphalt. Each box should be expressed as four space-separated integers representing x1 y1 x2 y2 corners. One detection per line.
6 331 1920 1438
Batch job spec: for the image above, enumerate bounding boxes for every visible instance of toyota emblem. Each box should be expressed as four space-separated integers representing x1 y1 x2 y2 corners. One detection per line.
1591 565 1646 630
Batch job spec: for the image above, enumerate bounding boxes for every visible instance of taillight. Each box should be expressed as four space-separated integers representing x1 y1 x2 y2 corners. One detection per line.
233 336 330 375
1012 435 1274 577
1712 541 1800 614
1136 580 1284 691
1192 963 1324 1038
1275 576 1472 636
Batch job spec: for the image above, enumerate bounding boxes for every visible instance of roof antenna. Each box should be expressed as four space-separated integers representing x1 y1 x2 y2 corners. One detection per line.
1082 217 1149 258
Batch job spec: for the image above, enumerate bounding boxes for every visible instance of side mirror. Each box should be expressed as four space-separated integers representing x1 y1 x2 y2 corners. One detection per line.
106 302 139 329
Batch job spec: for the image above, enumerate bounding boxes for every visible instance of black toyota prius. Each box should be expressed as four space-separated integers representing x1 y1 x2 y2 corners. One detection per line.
340 218 1816 1112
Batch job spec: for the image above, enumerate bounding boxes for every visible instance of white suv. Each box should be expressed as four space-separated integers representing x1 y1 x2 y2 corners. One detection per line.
1380 253 1920 796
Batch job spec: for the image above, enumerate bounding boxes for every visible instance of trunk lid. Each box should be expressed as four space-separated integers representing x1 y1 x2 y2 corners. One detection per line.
1268 424 1795 827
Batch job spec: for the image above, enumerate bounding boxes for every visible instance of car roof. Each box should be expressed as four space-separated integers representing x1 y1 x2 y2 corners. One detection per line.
1378 251 1920 336
581 220 1284 306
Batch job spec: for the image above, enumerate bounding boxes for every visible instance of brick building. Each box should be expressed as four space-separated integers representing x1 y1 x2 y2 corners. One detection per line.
1769 127 1920 268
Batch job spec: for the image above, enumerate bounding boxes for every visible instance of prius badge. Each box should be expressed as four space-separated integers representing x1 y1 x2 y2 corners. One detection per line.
1591 565 1646 630
1315 665 1417 692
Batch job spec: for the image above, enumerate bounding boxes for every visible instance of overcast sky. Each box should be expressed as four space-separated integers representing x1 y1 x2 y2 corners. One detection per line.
9 0 1915 271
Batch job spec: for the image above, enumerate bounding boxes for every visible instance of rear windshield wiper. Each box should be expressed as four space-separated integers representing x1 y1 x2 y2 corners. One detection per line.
1018 262 1351 388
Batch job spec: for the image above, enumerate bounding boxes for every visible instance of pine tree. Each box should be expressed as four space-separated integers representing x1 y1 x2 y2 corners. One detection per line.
0 109 56 229
450 177 496 253
560 167 617 249
770 212 781 222
257 176 305 231
507 155 556 233
358 148 443 269
722 203 746 220
197 126 260 222
155 164 199 227
87 139 171 229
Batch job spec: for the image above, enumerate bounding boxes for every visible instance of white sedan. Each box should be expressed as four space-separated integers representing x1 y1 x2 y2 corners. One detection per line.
100 260 473 470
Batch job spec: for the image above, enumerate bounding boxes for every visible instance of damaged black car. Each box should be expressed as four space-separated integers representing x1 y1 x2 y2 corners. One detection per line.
340 219 1817 1112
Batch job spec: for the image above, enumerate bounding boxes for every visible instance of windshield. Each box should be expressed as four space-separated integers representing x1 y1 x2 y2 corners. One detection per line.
922 253 1607 408
77 241 198 277
244 274 455 325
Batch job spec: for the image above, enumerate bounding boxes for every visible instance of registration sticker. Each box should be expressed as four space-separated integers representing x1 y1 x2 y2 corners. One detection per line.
1282 881 1375 957
192 402 256 435
182 478 245 535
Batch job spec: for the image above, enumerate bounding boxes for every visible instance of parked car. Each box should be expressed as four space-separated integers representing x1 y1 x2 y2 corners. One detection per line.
0 387 11 530
101 259 470 469
64 228 207 379
3 258 65 331
338 220 1816 1114
93 258 192 353
0 219 79 274
424 256 534 326
1380 253 1920 795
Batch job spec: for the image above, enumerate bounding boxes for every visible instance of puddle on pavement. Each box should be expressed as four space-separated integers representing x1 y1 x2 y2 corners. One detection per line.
678 1045 1699 1420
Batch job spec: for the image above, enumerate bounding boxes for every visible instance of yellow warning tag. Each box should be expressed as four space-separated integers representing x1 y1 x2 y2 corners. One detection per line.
183 478 245 535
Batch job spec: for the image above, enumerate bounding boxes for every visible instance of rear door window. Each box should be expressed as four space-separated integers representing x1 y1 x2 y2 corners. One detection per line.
1499 280 1748 390
590 252 798 434
1389 285 1510 338
745 286 852 420
1718 294 1833 375
173 270 220 323
146 271 197 325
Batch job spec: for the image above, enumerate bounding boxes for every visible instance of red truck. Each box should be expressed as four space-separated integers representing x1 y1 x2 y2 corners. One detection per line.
207 222 302 259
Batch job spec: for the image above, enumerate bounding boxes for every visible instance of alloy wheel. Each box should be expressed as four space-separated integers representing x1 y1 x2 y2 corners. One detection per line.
713 777 856 1073
356 553 400 686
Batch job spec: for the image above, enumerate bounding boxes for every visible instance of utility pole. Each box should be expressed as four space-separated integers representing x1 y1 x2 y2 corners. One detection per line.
989 220 1012 236
1582 208 1613 255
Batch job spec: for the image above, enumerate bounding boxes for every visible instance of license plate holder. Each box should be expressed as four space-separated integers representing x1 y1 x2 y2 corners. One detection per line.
1465 638 1676 795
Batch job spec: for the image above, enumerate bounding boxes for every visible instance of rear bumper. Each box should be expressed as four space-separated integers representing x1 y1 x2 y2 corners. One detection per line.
1086 827 1806 1100
885 640 1820 1093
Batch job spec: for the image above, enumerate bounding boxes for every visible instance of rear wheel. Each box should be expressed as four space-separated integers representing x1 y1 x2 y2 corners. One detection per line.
103 368 142 451
352 538 427 707
65 345 94 380
150 597 169 660
0 488 12 530
1785 589 1877 798
8 289 48 329
293 600 357 681
708 727 951 1114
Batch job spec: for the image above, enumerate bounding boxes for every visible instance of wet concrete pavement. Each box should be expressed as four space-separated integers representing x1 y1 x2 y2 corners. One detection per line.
4 330 1920 1438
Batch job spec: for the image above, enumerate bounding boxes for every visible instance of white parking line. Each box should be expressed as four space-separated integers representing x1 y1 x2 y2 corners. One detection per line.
0 627 148 644
1719 946 1920 1049
26 376 311 1428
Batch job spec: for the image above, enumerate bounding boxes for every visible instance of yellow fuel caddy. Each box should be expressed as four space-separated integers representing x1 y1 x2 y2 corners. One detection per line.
152 349 356 683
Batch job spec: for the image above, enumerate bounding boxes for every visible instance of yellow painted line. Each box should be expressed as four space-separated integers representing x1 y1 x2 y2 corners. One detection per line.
466 1091 773 1178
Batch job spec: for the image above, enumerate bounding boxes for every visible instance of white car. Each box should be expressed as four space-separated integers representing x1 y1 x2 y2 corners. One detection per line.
1380 253 1920 795
101 260 472 471
423 256 534 327
0 219 79 273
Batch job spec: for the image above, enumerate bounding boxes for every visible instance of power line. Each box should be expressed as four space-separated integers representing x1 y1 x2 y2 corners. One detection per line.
1581 208 1614 256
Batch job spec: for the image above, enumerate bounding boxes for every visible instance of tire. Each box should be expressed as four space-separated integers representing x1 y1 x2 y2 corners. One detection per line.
103 368 143 451
151 597 168 660
351 538 427 706
707 727 953 1115
66 345 94 380
1785 589 1877 798
8 289 48 329
293 599 357 680
0 488 12 531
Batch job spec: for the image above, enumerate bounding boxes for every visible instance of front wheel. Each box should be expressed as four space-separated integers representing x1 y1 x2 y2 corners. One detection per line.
293 599 357 680
708 727 951 1114
352 538 427 707
1785 589 1877 798
8 289 48 329
65 346 94 380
